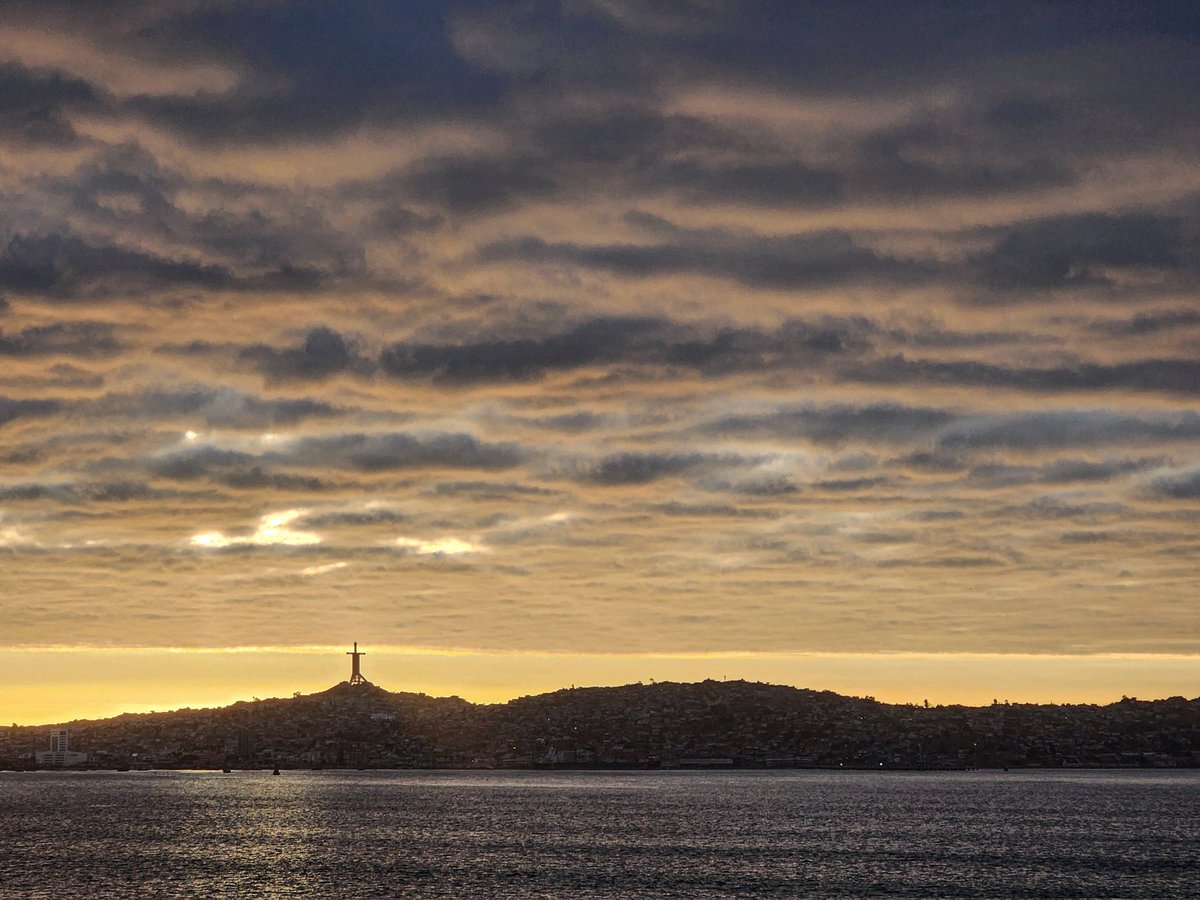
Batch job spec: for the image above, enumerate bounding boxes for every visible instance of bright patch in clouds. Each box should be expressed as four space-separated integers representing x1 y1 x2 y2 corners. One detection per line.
395 536 486 556
0 523 31 547
300 561 349 577
191 510 321 549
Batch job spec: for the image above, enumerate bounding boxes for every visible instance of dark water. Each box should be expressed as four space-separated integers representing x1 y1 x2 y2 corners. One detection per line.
1 770 1197 898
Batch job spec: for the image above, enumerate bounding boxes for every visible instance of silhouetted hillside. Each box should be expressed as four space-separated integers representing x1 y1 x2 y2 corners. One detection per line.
3 680 1197 770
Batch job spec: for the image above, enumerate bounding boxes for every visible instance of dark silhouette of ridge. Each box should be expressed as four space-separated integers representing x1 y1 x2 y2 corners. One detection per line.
2 678 1198 771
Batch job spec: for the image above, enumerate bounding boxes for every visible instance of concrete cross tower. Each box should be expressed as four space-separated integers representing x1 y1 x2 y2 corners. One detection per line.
346 642 367 685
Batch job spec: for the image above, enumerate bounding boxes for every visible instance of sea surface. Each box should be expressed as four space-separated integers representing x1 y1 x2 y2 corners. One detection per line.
1 769 1197 898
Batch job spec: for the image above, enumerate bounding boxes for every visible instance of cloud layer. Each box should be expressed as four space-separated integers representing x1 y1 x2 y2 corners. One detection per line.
0 2 1198 664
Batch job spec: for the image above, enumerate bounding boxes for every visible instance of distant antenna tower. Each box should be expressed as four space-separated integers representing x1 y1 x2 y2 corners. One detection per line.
346 642 367 685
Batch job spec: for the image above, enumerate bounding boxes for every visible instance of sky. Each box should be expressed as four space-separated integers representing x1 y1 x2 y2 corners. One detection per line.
2 1 1199 724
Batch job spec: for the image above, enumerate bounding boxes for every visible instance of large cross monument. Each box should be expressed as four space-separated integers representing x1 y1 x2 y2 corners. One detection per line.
346 642 367 685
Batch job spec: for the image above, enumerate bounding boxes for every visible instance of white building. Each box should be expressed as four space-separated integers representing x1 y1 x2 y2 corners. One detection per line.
36 728 88 767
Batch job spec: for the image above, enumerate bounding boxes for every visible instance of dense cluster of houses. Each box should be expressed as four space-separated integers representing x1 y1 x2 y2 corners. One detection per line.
3 680 1197 771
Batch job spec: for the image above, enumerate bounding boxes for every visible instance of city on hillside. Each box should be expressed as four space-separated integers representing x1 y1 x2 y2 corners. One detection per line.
3 648 1197 772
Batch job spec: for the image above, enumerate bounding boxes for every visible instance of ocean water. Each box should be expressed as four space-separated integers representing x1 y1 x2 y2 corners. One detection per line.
0 770 1197 898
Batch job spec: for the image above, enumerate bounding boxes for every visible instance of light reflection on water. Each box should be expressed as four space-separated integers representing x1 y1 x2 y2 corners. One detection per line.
1 770 1197 898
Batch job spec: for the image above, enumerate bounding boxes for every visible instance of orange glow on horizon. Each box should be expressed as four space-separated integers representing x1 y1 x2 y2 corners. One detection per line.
4 647 1197 726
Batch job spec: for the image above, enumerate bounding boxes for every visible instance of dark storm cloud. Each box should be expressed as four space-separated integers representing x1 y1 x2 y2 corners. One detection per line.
1060 530 1113 543
400 155 557 214
921 555 1008 569
0 0 207 25
204 306 1166 394
298 507 410 527
655 2 1200 95
0 233 230 300
665 317 874 371
639 118 1072 209
369 205 444 236
281 432 525 472
427 0 1199 215
1146 466 1200 499
379 314 871 383
896 450 968 473
60 144 365 279
146 444 256 481
0 62 102 147
649 501 779 519
0 397 60 427
964 460 1060 489
0 480 161 504
0 227 337 301
0 322 120 357
0 482 67 502
67 144 174 223
583 451 761 486
340 106 753 215
0 2 1193 316
623 105 1078 209
813 475 892 492
701 403 956 446
388 316 640 380
586 452 702 486
527 411 612 433
240 327 362 380
218 469 331 492
938 410 1200 452
652 160 845 208
700 404 1200 460
990 496 1130 521
881 323 1057 350
580 457 798 496
457 0 1200 102
854 355 1200 396
965 457 1164 489
712 475 800 496
534 106 755 171
125 1 503 143
427 480 558 498
479 226 924 290
904 509 966 522
143 431 525 485
380 316 661 382
4 364 105 390
1088 309 1200 336
969 212 1189 291
849 121 1074 200
0 141 363 303
341 88 1083 218
1039 457 1166 483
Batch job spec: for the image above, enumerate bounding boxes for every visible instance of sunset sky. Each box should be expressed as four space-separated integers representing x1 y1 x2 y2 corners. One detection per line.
2 2 1199 724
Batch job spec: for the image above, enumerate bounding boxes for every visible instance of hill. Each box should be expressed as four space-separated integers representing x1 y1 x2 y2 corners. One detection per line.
3 680 1197 770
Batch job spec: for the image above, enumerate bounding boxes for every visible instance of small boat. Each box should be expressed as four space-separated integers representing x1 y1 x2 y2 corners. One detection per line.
272 766 280 775
222 767 232 773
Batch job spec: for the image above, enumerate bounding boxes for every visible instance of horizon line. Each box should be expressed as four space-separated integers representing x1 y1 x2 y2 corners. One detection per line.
5 645 1200 661
10 674 1199 731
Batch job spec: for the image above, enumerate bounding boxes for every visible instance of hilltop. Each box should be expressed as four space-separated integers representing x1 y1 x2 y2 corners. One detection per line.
2 679 1198 770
